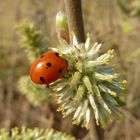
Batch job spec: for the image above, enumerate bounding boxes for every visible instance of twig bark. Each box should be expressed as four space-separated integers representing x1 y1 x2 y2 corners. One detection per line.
64 0 85 43
64 0 104 140
90 117 104 140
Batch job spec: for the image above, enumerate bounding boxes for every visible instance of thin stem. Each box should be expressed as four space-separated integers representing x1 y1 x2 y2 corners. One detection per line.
90 117 104 140
64 0 85 43
64 0 104 140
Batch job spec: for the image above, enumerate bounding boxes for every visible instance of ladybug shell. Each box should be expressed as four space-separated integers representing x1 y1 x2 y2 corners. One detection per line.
30 52 68 85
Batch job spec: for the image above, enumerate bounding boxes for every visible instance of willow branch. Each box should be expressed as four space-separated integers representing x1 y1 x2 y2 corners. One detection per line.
90 117 104 140
64 0 85 43
64 0 104 140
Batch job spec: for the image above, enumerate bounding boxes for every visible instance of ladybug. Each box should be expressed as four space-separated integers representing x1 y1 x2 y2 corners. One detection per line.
30 52 68 85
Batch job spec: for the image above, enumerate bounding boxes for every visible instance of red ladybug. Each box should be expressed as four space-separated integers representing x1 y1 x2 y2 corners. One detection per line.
30 52 68 85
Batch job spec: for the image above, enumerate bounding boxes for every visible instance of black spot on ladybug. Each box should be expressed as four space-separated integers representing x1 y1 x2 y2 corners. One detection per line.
40 55 44 58
55 52 59 56
40 77 45 82
58 68 62 74
46 62 52 67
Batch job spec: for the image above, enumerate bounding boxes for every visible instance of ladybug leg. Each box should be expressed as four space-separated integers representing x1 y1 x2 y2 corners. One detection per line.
46 84 49 88
63 76 67 78
69 97 73 101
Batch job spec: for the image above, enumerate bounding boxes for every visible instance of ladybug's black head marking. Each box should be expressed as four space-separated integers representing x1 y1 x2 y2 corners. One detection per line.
58 68 62 74
46 62 52 67
55 52 59 56
40 77 45 82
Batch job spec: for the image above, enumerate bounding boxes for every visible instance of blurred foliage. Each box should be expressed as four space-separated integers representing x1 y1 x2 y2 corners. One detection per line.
121 21 133 33
16 21 53 106
117 0 130 15
117 0 140 17
18 76 52 106
126 48 140 63
0 127 75 140
0 45 11 80
17 20 48 63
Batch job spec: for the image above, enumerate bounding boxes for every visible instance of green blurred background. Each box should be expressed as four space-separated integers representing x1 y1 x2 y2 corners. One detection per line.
0 0 140 139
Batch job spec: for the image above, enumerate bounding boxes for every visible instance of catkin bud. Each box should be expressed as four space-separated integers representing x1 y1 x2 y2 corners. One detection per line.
56 11 70 43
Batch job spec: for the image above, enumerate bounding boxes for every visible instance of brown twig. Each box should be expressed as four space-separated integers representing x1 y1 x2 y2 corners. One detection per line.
64 0 85 43
90 117 104 140
64 0 104 140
